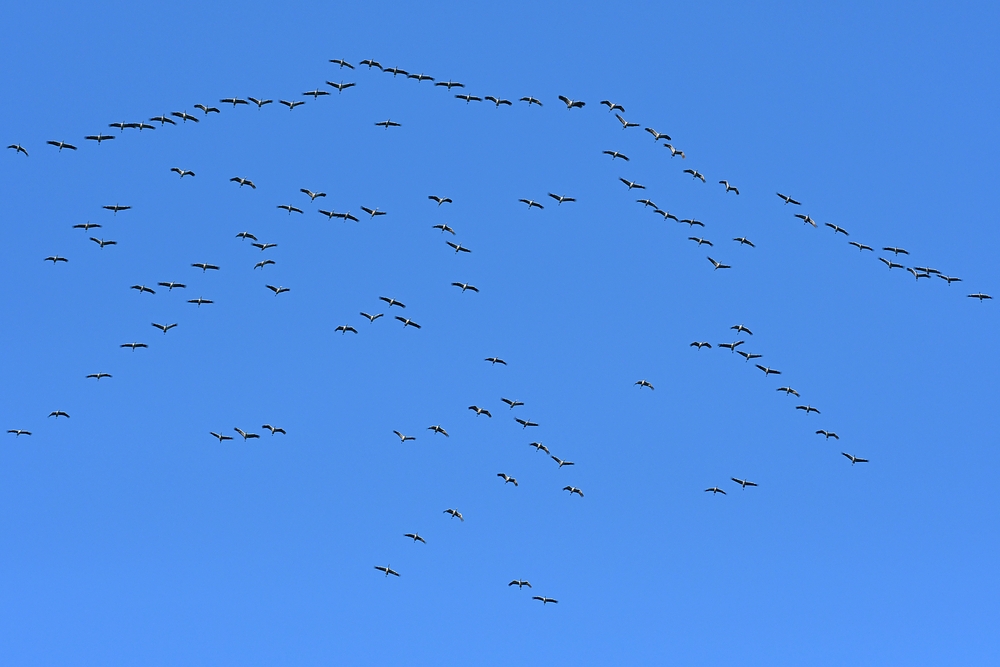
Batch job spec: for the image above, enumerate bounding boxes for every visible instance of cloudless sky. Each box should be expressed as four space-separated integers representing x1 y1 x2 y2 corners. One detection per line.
1 1 998 665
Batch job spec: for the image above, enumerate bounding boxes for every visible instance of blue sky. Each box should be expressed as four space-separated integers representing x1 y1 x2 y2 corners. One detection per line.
1 1 998 665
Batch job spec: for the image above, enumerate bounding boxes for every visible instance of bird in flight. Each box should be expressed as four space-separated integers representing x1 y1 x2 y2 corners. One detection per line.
452 282 479 293
379 296 406 308
446 241 471 253
86 372 112 381
529 442 550 454
690 341 712 349
171 168 195 178
732 324 753 336
251 242 277 252
557 95 585 109
497 473 518 486
90 237 117 248
279 100 306 110
455 94 482 104
335 325 358 335
842 452 869 465
120 342 148 351
816 430 839 440
248 97 272 109
262 424 286 436
428 195 453 206
44 255 69 264
519 198 544 209
234 427 260 441
85 134 115 144
485 96 512 107
937 274 962 285
635 379 654 390
615 114 639 130
515 417 538 429
428 425 449 437
210 432 234 442
469 405 492 417
187 297 213 307
688 237 712 247
878 257 904 271
171 111 199 123
737 351 762 363
733 237 755 247
194 103 220 115
443 508 463 521
220 97 249 107
645 127 671 141
509 580 532 589
158 281 185 290
48 411 71 419
533 596 559 605
404 533 426 543
152 322 178 334
277 204 304 215
395 317 421 328
664 144 686 158
149 115 176 125
266 285 290 296
302 89 330 99
485 357 506 365
551 456 574 468
849 241 873 252
435 80 464 89
756 365 781 376
360 312 383 323
329 58 354 69
520 96 543 106
719 180 740 194
795 213 817 227
654 210 679 221
619 178 645 190
707 257 731 270
191 262 220 272
230 176 256 189
563 486 584 497
636 198 657 209
679 218 704 227
825 223 849 236
705 487 727 495
731 478 758 489
548 193 576 205
7 144 28 156
375 119 401 129
777 386 800 396
718 341 745 352
408 72 434 82
47 140 78 151
393 430 415 443
361 206 386 218
883 246 909 256
300 189 326 201
501 398 524 409
968 293 993 301
326 81 356 93
359 59 382 69
103 204 131 215
384 66 408 77
601 100 625 112
74 222 100 231
375 565 400 577
776 193 801 205
603 150 629 161
796 405 821 414
8 429 31 437
684 169 706 182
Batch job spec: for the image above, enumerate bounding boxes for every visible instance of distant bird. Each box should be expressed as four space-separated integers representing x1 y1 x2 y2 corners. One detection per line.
149 115 176 125
731 477 758 489
733 237 755 247
484 357 506 365
718 341 745 352
48 411 70 419
519 198 544 209
533 596 558 605
603 150 629 161
335 325 358 335
194 103 220 115
361 206 386 218
907 267 931 281
878 257 904 271
551 456 574 468
653 210 679 221
8 429 31 437
664 144 686 158
732 324 753 336
433 224 456 235
248 97 272 109
86 372 112 381
635 379 654 390
188 296 213 307
485 95 512 107
968 293 993 301
428 195 453 206
408 72 434 82
615 114 639 130
816 430 839 440
776 193 801 205
220 97 248 107
210 432 233 442
230 176 256 189
645 127 671 141
825 223 849 236
469 405 492 417
509 580 532 589
393 430 415 443
547 193 575 205
375 119 401 129
737 351 762 362
683 169 706 182
452 282 479 293
103 204 131 214
277 204 304 215
795 214 817 227
326 81 356 93
171 111 199 123
47 140 78 151
519 96 543 106
557 95 585 109
252 242 277 252
234 427 260 441
191 262 220 272
883 246 909 256
842 452 869 465
443 508 463 521
300 188 326 201
719 180 740 194
7 144 28 156
302 89 330 99
44 255 69 264
756 364 781 376
455 94 482 103
497 473 518 486
329 58 354 69
404 533 426 543
120 342 148 351
601 100 625 112
515 417 538 429
849 241 873 252
446 241 471 253
636 199 657 208
254 260 275 270
937 275 962 285
262 424 286 436
396 317 421 328
74 222 101 231
90 237 117 248
914 266 940 275
777 386 800 396
688 237 713 247
501 398 524 409
563 486 584 497
679 219 704 227
85 134 115 144
236 231 257 241
796 405 821 415
360 312 384 322
279 100 305 110
428 425 449 437
151 322 178 334
705 487 727 495
435 80 464 89
171 167 195 178
707 257 731 270
379 296 406 308
690 341 712 349
529 442 550 454
374 565 400 577
619 177 645 190
267 285 290 296
359 59 383 69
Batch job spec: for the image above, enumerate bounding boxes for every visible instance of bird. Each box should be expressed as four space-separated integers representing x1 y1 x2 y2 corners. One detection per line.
777 387 800 397
395 316 421 328
509 580 532 589
879 257 904 270
86 373 112 381
379 297 406 309
191 263 220 272
48 411 70 419
359 59 382 69
266 285 290 296
737 351 762 362
90 237 117 248
603 150 629 161
653 210 679 221
679 219 705 227
103 204 131 214
385 66 409 77
937 275 962 285
428 195 453 206
247 97 272 109
326 81 356 93
210 432 234 442
825 223 849 236
529 442 550 454
360 312 383 322
129 122 156 131
374 565 400 577
563 486 584 497
235 231 257 241
44 255 68 264
8 429 31 437
149 115 176 125
690 341 712 349
361 206 386 218
533 596 558 605
454 94 482 103
684 169 706 182
883 246 909 256
428 425 449 437
645 127 671 141
776 193 801 205
795 214 817 227
484 357 506 365
719 180 740 194
557 95 585 109
230 177 256 189
519 96 543 106
220 97 249 107
718 341 745 352
188 296 213 307
732 324 753 336
914 266 941 275
277 204 304 215
158 281 185 290
705 487 727 495
601 100 625 112
637 198 658 208
120 342 148 351
842 452 869 465
432 224 456 235
335 325 358 335
497 473 518 486
302 89 330 99
796 405 821 414
615 113 639 130
443 508 463 521
452 282 479 293
375 119 401 129
151 322 178 334
548 193 576 205
262 424 286 435
73 222 100 231
551 456 574 468
435 80 464 89
664 144 686 158
446 241 471 254
515 418 538 429
519 198 544 209
300 188 326 201
194 103 220 115
7 144 28 156
279 100 306 110
47 140 78 151
251 242 278 252
501 398 524 409
968 293 993 301
329 58 354 69
234 427 260 441
408 72 434 82
733 237 755 247
393 430 415 443
816 430 839 440
404 533 426 543
907 267 931 281
468 406 492 417
707 257 731 270
170 167 195 178
848 241 873 252
635 379 654 390
170 111 199 123
688 237 713 247
731 478 758 489
619 178 645 190
485 96 512 107
756 365 781 376
85 134 115 144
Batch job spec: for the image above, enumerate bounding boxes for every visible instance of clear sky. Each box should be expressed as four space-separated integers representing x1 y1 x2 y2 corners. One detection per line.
1 1 998 665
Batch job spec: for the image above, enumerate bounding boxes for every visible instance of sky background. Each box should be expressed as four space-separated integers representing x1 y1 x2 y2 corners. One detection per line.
1 1 998 665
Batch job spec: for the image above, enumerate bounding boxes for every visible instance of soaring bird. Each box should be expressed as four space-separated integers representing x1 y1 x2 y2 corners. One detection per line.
47 140 78 151
248 97 272 109
360 312 383 322
509 580 532 589
404 533 426 543
326 81 356 93
842 452 869 465
191 263 220 272
601 100 625 112
816 430 839 440
455 94 482 103
252 242 277 252
44 255 69 264
446 241 471 253
158 281 185 290
210 432 234 442
937 275 962 285
170 111 199 123
443 508 463 521
615 114 639 130
149 115 176 125
194 103 220 115
519 96 543 106
379 297 406 309
547 193 575 205
395 316 421 328
428 195 453 206
688 237 713 247
883 246 909 256
825 223 849 236
468 405 492 417
529 442 550 454
151 322 178 334
557 95 585 109
230 176 256 189
645 127 671 141
452 282 479 293
267 285 290 296
220 97 249 107
679 218 704 227
393 430 415 443
795 213 817 227
777 386 800 396
7 144 28 156
103 204 131 214
653 210 679 221
690 341 712 350
719 180 740 194
86 372 112 381
533 596 558 605
234 427 260 441
302 89 330 99
501 398 523 409
335 325 358 335
519 198 544 209
551 456 574 468
435 80 465 89
408 72 434 82
907 268 931 281
236 231 257 241
384 66 409 77
756 365 781 376
737 351 762 362
428 425 449 437
635 379 654 390
300 188 326 201
359 59 382 69
515 417 538 429
732 324 753 336
484 357 506 365
563 486 584 497
878 257 904 270
705 487 727 495
279 100 306 110
361 206 386 218
733 237 755 247
484 96 512 107
968 293 993 301
776 193 801 205
718 341 745 352
48 411 71 419
262 424 286 436
619 178 645 190
375 119 401 129
375 565 400 577
74 222 101 231
497 473 518 486
683 169 706 182
707 257 731 270
171 167 195 178
120 342 148 351
8 429 31 437
90 237 117 248
636 198 657 208
796 405 821 414
277 204 303 215
664 144 686 158
85 134 115 144
849 241 873 252
603 150 629 161
329 58 354 69
187 296 212 307
731 478 758 489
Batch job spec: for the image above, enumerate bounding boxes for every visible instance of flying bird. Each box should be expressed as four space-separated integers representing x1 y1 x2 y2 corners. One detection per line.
635 379 654 390
501 398 523 409
300 188 326 201
103 204 131 214
683 169 706 182
497 473 518 486
408 72 434 82
509 580 532 589
428 425 449 437
825 223 849 236
236 231 257 241
455 94 482 103
603 150 629 161
47 140 78 151
563 486 584 497
404 533 426 543
393 430 415 443
74 222 100 231
707 257 731 270
151 322 178 334
220 97 249 107
375 119 401 129
615 114 639 130
883 246 909 255
359 59 382 69
515 418 538 429
374 565 400 577
968 293 993 301
251 242 277 252
619 178 645 190
849 241 873 252
777 387 800 396
731 478 758 489
85 134 115 144
210 432 234 442
645 127 671 141
149 115 176 125
277 204 304 215
279 100 306 110
653 210 679 221
718 341 745 352
302 89 330 99
519 198 544 209
796 405 821 414
191 263 219 272
90 237 117 248
170 111 199 123
636 199 657 208
547 193 575 205
519 96 543 106
601 100 625 112
719 180 739 194
737 351 762 362
878 257 904 270
533 596 558 605
485 96 512 107
756 365 781 376
120 342 148 351
193 103 220 115
776 193 801 205
551 456 574 468
267 285 290 296
48 411 70 419
664 144 686 158
7 144 28 156
8 429 31 437
329 58 354 69
690 341 712 349
443 508 463 521
335 325 358 335
732 324 753 336
705 487 727 495
679 219 704 227
428 195 453 206
360 312 383 322
396 316 421 328
234 427 260 441
557 95 585 109
326 81 356 93
733 237 755 247
484 357 506 365
230 176 256 188
248 97 272 109
188 296 213 307
435 80 464 89
170 167 195 178
44 255 69 264
379 297 406 308
452 282 479 293
842 452 869 465
688 237 713 247
254 260 275 270
795 214 817 227
468 405 492 417
86 372 112 381
937 275 962 285
816 430 839 440
529 442 550 454
446 241 471 253
361 206 386 218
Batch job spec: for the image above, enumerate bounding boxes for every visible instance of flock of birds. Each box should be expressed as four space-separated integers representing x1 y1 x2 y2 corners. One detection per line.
5 55 992 605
